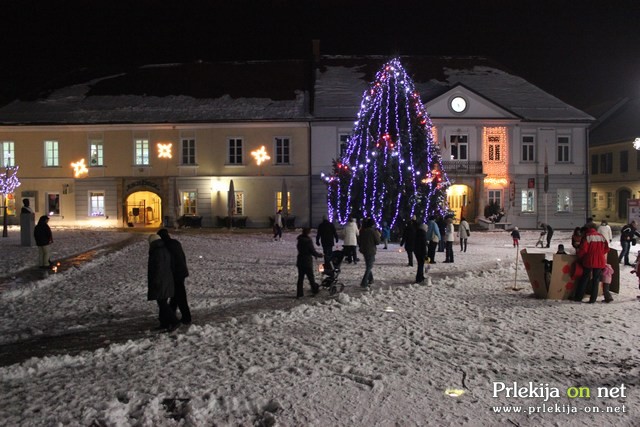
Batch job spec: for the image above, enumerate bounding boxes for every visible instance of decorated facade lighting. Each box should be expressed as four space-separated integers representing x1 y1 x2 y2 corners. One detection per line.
251 146 271 165
71 159 88 178
157 143 172 159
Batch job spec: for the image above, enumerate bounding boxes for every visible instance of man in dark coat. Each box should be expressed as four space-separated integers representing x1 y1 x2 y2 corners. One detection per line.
148 234 178 331
297 227 323 298
158 228 191 325
358 218 381 289
34 215 53 268
316 216 339 265
540 222 554 248
400 217 417 267
619 220 640 266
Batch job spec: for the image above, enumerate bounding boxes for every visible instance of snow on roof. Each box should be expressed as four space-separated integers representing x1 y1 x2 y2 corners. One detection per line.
313 55 594 122
589 97 640 146
0 61 311 125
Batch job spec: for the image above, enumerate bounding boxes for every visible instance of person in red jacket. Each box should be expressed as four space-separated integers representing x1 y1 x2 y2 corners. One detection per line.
573 223 610 303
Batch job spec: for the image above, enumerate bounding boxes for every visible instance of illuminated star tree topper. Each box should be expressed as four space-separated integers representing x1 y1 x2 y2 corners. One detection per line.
322 58 451 229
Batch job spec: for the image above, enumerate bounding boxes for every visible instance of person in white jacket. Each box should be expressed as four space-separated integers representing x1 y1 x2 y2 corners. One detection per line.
444 216 455 263
597 220 613 243
343 217 360 264
457 217 471 252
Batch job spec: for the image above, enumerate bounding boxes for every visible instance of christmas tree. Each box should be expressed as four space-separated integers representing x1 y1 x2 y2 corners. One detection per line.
322 58 451 229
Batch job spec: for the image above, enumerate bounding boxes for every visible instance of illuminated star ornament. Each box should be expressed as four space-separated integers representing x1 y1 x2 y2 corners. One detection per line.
71 159 88 178
157 143 172 159
322 58 451 229
251 146 271 165
633 137 640 150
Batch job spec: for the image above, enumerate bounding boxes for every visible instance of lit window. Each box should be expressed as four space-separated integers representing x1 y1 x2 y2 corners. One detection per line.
557 189 573 212
89 192 105 216
47 192 60 215
1 141 15 167
277 191 291 212
89 140 104 167
591 192 598 210
45 140 59 167
182 191 197 215
134 139 150 165
521 189 535 213
233 192 244 215
339 133 351 158
228 138 243 164
488 190 502 208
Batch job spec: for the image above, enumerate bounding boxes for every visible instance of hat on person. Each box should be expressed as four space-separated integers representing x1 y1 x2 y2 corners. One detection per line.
148 234 161 244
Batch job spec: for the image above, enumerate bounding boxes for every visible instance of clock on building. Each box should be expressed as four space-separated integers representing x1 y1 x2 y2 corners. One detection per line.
450 96 467 113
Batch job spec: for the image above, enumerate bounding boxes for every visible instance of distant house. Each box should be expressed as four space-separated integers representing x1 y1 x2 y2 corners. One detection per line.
311 56 594 229
589 97 640 223
0 56 594 230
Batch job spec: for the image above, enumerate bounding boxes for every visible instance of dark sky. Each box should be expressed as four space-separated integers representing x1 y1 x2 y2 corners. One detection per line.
3 0 639 112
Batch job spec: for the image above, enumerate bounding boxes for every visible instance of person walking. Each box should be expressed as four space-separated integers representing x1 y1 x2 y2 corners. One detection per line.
316 216 339 266
457 217 470 252
147 234 179 331
157 228 191 325
443 217 455 263
358 218 381 289
400 217 417 267
273 209 283 241
343 216 359 264
619 221 640 266
34 215 53 268
414 221 428 284
573 223 610 303
540 222 554 248
597 220 613 243
381 221 390 249
510 227 520 248
425 216 441 264
296 227 323 298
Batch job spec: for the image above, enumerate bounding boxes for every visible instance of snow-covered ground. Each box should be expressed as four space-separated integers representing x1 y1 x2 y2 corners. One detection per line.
1 226 639 426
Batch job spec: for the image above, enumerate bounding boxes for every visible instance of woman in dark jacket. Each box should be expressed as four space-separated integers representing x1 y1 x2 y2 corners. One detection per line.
148 234 178 330
34 215 53 268
296 227 323 298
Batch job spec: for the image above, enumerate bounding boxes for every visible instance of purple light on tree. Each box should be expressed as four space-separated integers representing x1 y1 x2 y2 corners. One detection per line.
322 58 451 229
1 165 21 237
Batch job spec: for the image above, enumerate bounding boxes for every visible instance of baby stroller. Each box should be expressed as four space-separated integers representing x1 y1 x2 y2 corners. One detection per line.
535 231 547 248
320 250 346 295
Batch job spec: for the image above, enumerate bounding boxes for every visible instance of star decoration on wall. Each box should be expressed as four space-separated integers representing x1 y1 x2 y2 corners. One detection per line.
251 146 271 165
157 143 173 159
71 159 88 178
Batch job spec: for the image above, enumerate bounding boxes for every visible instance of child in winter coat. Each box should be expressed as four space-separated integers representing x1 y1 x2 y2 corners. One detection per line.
510 227 520 248
601 263 614 303
381 221 391 249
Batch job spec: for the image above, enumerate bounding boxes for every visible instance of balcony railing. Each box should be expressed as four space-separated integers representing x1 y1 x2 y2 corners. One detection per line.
441 160 483 175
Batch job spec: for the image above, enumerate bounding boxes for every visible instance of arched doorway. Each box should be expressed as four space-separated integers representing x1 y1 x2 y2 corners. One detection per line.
618 189 631 222
125 191 162 228
447 184 472 223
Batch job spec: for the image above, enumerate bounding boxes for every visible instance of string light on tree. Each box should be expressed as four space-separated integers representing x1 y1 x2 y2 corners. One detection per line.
323 58 451 228
0 165 20 238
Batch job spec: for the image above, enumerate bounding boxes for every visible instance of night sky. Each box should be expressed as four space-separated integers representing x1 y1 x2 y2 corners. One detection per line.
2 0 639 112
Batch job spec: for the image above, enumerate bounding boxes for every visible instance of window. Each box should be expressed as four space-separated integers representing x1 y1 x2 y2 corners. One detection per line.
134 139 150 165
182 191 197 215
620 150 629 173
606 192 613 210
228 138 243 164
591 192 598 210
181 137 196 165
275 137 290 164
488 190 502 208
233 192 244 215
46 192 60 215
277 191 291 213
591 154 599 175
450 134 468 160
89 139 104 167
521 136 535 162
600 153 613 174
557 136 570 163
521 189 536 213
89 192 105 216
44 140 59 167
1 141 15 166
557 189 573 212
339 133 351 158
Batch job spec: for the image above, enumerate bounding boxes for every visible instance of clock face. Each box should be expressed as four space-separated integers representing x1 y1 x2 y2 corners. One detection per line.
451 96 467 113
